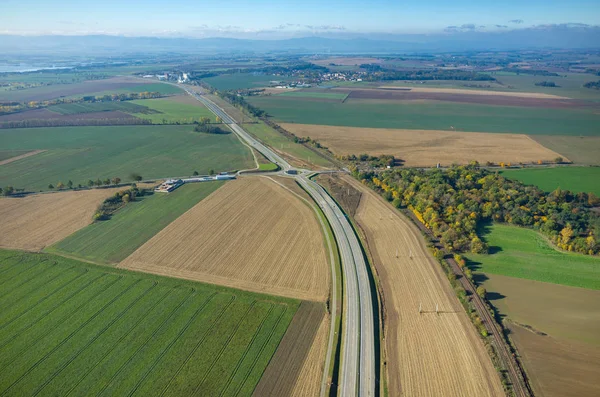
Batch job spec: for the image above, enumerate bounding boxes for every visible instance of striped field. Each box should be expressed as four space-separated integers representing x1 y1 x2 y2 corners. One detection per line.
0 250 297 397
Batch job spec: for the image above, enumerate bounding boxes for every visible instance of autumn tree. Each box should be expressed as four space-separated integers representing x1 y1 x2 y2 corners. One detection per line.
48 184 54 189
67 180 73 189
112 177 121 185
56 181 65 190
476 286 486 298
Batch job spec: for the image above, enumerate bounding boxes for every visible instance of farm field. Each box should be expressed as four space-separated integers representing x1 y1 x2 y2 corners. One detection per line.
0 108 141 125
248 96 600 135
0 149 45 165
531 135 600 165
0 150 31 162
376 85 567 99
282 123 565 167
275 90 348 100
47 101 151 115
49 182 224 264
0 77 179 102
0 125 254 191
120 177 330 301
203 73 291 91
0 188 124 251
342 175 504 397
0 249 297 397
467 224 600 290
478 274 600 397
254 302 328 397
130 96 214 123
243 122 334 169
501 166 600 196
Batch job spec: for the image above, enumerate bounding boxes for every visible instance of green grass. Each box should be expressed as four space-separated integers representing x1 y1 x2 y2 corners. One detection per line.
48 182 224 263
248 96 600 136
203 73 291 91
467 224 600 290
130 98 214 123
501 167 600 196
276 90 348 100
243 122 334 168
0 249 297 396
0 125 254 191
69 83 183 100
258 163 279 171
48 102 151 115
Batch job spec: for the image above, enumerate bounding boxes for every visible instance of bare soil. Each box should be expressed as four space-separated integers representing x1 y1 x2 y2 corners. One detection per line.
120 177 330 301
377 86 568 99
343 175 505 397
253 301 327 397
0 188 123 251
282 123 567 167
340 88 591 108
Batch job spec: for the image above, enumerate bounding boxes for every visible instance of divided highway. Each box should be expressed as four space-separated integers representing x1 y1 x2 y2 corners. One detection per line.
185 87 376 396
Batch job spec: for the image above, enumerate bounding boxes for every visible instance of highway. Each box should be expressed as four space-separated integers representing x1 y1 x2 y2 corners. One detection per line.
184 87 376 396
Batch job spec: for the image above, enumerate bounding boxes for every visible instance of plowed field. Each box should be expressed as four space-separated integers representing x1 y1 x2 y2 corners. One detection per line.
120 177 329 301
344 175 504 397
0 189 123 251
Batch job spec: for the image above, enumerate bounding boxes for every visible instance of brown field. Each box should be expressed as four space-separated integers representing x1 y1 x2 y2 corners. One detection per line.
480 273 600 396
282 123 567 167
339 88 589 108
0 149 46 166
120 177 330 301
342 175 504 397
531 135 600 165
253 301 327 397
0 108 139 123
260 87 300 95
0 188 123 251
378 85 568 99
309 57 382 66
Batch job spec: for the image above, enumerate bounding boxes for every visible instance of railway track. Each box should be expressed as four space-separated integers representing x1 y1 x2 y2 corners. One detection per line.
404 210 532 397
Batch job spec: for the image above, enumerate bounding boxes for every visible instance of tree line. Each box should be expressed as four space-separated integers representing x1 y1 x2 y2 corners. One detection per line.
94 184 152 221
355 162 599 256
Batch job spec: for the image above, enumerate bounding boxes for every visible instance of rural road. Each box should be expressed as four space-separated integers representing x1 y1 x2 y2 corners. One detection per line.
184 86 376 396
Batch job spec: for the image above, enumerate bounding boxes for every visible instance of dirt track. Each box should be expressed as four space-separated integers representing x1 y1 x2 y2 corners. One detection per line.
282 123 568 167
0 188 122 251
342 175 504 397
0 150 46 166
120 177 330 301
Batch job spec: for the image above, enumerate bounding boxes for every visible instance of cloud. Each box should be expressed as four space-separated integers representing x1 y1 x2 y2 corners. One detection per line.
509 19 524 24
531 22 593 30
495 25 508 28
444 23 480 33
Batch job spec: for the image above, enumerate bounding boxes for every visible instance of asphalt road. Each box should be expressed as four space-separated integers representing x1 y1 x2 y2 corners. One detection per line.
185 87 376 396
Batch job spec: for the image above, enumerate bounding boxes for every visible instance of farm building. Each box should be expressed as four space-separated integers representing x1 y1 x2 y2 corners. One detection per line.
155 179 184 193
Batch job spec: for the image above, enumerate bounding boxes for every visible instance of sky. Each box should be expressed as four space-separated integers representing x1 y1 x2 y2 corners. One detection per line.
1 0 599 38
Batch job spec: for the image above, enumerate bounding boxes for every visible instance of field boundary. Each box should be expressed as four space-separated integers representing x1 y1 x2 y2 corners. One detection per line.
0 149 46 166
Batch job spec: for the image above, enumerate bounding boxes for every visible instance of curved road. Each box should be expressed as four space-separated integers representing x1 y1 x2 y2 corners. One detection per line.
184 87 376 396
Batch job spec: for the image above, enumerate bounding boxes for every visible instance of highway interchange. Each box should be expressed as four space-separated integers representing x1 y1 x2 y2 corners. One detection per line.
185 87 376 396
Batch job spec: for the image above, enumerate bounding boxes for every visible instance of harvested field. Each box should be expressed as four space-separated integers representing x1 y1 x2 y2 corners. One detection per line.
342 88 589 108
0 149 45 166
342 175 504 397
121 177 330 301
253 302 327 397
508 323 600 397
0 188 122 251
377 86 568 99
282 124 567 167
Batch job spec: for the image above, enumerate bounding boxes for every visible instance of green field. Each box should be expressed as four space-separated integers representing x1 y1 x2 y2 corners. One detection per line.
276 90 348 100
0 125 254 191
0 249 297 396
130 98 214 123
467 224 600 290
48 101 151 115
531 135 600 166
243 122 334 168
70 83 183 100
501 167 600 196
203 73 291 91
0 150 30 162
49 182 224 263
248 96 600 135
